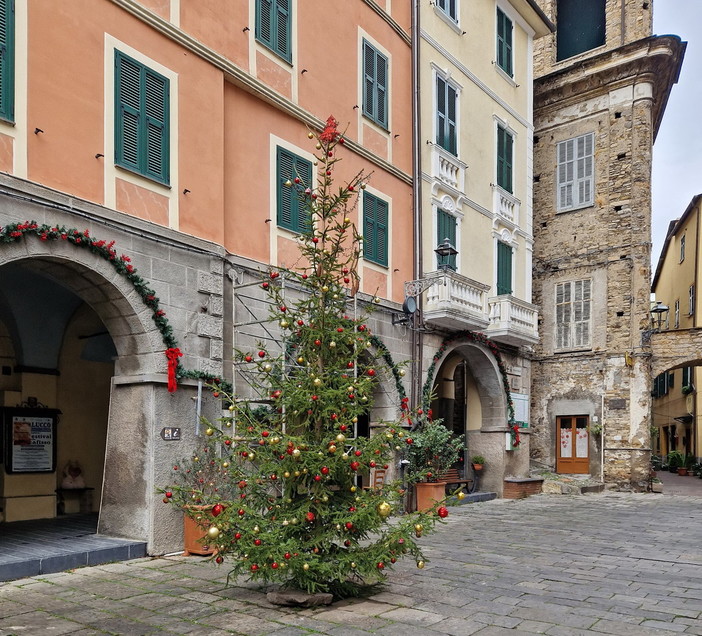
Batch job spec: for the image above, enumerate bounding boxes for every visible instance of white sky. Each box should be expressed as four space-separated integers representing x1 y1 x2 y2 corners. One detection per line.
652 0 702 267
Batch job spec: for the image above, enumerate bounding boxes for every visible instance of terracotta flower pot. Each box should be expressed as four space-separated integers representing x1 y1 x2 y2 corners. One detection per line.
677 468 689 476
183 506 216 556
415 481 446 512
472 463 484 472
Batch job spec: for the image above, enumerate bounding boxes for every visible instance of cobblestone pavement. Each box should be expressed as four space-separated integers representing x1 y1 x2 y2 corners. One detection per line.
1 492 701 635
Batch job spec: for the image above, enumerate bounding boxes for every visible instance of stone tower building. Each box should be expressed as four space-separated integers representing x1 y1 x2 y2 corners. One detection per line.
530 0 684 487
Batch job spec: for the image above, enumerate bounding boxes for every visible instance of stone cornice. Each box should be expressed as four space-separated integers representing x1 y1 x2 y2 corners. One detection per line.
110 0 411 185
534 36 686 140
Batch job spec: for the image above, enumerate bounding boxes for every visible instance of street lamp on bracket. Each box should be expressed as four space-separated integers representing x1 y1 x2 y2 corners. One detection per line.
392 238 458 326
641 301 669 345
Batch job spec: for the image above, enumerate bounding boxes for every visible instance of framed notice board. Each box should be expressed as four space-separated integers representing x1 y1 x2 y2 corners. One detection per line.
2 407 60 473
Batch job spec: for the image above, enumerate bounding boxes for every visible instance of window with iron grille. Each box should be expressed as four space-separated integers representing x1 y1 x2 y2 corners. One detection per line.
114 51 169 185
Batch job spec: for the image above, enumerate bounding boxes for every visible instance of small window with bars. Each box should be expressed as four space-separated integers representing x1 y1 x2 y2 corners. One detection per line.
557 133 594 212
555 279 591 351
114 51 170 185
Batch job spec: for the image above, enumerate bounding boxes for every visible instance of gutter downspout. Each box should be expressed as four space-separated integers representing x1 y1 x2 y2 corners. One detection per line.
410 0 423 409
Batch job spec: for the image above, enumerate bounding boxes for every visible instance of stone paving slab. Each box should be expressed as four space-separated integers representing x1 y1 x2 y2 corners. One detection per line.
1 493 702 634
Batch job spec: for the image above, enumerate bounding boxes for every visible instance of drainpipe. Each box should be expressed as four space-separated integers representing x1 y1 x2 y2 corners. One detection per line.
410 0 423 409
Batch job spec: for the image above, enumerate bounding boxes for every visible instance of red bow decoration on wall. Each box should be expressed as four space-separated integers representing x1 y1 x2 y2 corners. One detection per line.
512 424 521 447
165 348 183 393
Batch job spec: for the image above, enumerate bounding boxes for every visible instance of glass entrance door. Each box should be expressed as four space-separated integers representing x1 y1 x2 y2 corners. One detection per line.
556 415 589 474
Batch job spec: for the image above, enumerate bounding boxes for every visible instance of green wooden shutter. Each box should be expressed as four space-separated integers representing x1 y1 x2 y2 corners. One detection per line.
436 77 456 155
115 51 169 184
256 0 291 62
496 8 513 77
0 0 14 122
362 41 388 129
144 69 169 183
115 53 141 172
496 241 512 295
437 209 456 270
363 192 389 266
497 125 513 193
277 147 312 233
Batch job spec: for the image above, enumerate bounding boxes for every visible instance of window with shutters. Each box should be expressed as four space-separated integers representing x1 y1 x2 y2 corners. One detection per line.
363 191 388 266
256 0 291 63
555 279 591 351
557 133 594 212
682 366 692 389
496 124 513 193
0 0 14 122
362 40 388 130
496 7 513 77
276 146 312 233
436 0 458 22
436 75 457 156
496 241 512 295
115 51 169 185
556 0 605 62
436 209 457 271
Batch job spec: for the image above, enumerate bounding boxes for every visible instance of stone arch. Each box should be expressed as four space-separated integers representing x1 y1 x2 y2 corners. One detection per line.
0 238 165 376
650 328 702 377
432 339 508 431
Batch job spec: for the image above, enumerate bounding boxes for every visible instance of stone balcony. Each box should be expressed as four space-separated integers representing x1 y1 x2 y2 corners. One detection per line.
486 295 539 346
432 144 467 192
492 185 520 225
423 270 490 331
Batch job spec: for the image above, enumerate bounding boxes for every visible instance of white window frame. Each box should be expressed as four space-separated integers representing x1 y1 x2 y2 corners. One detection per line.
680 234 686 262
689 285 695 316
675 299 680 328
556 132 594 212
555 279 592 351
433 66 461 158
436 0 458 23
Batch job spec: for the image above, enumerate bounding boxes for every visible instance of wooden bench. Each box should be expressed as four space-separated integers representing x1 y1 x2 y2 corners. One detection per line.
438 469 472 492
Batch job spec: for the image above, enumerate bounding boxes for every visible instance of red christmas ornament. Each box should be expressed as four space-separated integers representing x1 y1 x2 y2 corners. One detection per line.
406 438 414 445
345 522 354 530
165 491 172 498
347 362 354 368
314 475 321 482
354 450 362 457
271 562 279 569
245 354 253 362
369 461 376 468
377 562 384 569
331 413 338 420
238 509 245 516
340 425 347 431
284 552 291 559
367 369 376 377
250 564 259 572
262 431 270 437
235 532 242 540
437 506 449 518
254 539 262 546
337 327 344 333
280 305 287 312
314 339 321 346
216 556 224 564
344 277 350 283
270 272 279 279
311 395 319 401
321 466 330 475
350 461 360 471
258 350 266 358
306 511 316 522
238 480 247 489
211 504 224 516
348 185 355 192
302 274 308 279
297 319 304 326
344 539 351 547
312 237 319 244
262 282 269 289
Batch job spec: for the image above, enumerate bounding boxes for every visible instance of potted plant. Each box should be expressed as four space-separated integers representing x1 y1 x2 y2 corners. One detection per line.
406 419 464 512
667 450 685 475
651 478 663 493
160 436 236 556
471 455 486 471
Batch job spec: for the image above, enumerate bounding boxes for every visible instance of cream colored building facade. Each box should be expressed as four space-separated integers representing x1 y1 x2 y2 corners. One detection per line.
651 195 702 461
415 0 552 495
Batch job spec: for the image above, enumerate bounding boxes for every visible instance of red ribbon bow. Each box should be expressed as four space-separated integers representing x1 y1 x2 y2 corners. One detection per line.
165 348 183 393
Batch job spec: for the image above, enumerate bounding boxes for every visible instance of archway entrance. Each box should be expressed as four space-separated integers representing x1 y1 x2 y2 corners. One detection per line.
0 260 115 524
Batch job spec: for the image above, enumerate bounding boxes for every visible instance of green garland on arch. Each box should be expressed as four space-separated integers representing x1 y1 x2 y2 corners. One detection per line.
422 330 515 425
369 333 407 402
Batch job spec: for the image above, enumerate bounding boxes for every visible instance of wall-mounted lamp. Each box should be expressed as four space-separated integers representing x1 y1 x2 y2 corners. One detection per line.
435 237 458 271
642 301 670 344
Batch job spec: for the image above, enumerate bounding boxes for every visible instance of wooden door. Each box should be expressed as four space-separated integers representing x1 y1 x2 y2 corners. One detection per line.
556 415 590 474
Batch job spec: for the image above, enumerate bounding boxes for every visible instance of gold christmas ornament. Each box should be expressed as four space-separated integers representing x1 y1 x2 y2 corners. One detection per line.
282 520 289 526
313 377 322 386
263 363 272 372
350 562 357 568
308 132 315 139
352 416 358 423
205 428 214 436
253 525 260 533
336 524 341 531
228 404 235 411
298 356 305 364
329 341 336 348
284 179 293 187
322 495 329 503
328 444 337 453
376 501 392 518
303 563 310 570
415 524 423 532
248 452 256 461
315 143 322 149
280 320 289 328
283 471 291 478
350 485 357 492
417 561 425 569
399 369 406 377
457 491 466 500
336 434 346 443
222 461 229 468
293 449 301 457
207 526 220 539
322 286 329 292
294 470 301 477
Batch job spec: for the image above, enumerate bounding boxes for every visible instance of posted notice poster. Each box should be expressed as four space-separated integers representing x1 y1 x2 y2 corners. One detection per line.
10 414 55 472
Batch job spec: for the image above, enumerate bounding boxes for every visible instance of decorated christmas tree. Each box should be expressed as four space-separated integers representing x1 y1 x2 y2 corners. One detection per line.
162 117 455 599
